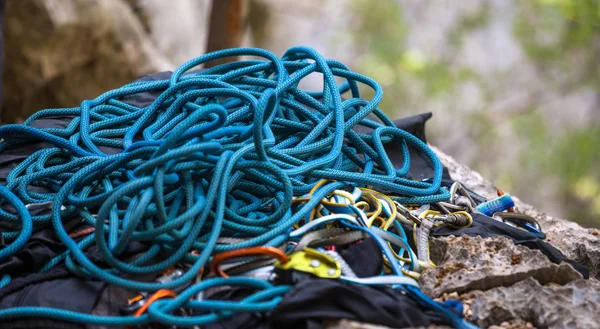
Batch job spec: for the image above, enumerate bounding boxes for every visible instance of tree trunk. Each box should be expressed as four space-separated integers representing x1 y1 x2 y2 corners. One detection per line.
205 0 249 68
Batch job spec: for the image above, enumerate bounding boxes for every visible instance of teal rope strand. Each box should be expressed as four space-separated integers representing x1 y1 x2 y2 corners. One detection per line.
0 46 466 328
0 185 32 261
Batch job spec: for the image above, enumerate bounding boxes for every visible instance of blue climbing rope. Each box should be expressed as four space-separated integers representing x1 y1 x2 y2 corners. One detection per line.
0 46 475 328
0 185 32 261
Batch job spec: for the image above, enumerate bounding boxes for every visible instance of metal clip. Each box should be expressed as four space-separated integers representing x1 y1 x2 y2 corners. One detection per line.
394 201 421 225
121 268 184 314
274 248 341 279
449 182 476 212
429 211 472 228
123 293 148 314
156 269 184 285
25 201 67 212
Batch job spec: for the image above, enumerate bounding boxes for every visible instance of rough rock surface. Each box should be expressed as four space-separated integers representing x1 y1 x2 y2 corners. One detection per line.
3 0 173 122
429 147 600 328
487 320 536 329
419 235 582 297
433 146 600 279
434 291 483 321
471 277 600 329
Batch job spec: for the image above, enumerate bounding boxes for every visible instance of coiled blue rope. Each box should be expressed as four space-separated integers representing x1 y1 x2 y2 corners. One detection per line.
0 185 32 261
0 46 464 327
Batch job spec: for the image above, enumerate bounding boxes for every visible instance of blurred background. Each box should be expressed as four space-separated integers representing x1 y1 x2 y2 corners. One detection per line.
1 0 599 227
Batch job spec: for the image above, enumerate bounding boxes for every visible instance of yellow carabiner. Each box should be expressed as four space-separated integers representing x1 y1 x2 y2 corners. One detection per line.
418 209 441 219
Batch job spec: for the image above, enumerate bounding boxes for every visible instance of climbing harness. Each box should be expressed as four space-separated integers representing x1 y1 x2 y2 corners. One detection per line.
0 46 542 329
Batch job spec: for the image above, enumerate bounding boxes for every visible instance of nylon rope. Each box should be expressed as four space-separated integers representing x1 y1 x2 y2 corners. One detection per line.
0 47 477 328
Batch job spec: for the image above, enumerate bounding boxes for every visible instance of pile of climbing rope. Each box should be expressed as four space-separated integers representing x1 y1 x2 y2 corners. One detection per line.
0 47 544 328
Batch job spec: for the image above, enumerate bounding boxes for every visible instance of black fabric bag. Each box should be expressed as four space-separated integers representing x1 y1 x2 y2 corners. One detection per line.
0 266 105 329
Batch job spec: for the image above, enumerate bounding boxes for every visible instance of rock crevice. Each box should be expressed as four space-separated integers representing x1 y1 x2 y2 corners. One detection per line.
419 236 583 297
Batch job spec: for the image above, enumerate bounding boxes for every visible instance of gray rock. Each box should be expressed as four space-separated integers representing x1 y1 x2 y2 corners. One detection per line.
517 203 600 281
419 235 582 297
487 320 536 329
471 277 600 329
3 0 172 122
433 146 600 279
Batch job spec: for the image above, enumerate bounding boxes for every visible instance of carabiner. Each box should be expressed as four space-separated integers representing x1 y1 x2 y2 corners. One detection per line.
210 246 290 278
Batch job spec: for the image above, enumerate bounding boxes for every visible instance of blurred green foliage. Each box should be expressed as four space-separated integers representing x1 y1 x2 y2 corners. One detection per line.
514 0 600 227
350 0 600 227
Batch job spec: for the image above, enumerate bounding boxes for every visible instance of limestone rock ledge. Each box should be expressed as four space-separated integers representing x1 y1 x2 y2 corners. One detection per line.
419 236 582 297
433 146 600 279
471 277 600 329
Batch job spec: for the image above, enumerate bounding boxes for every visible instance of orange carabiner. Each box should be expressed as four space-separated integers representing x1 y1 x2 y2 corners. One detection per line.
209 246 290 278
133 289 178 317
